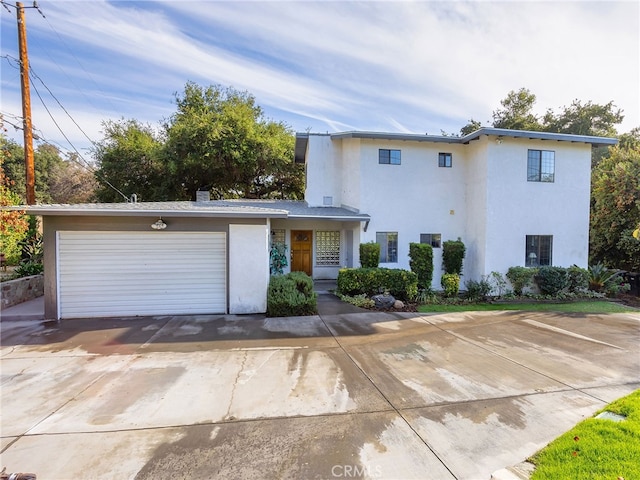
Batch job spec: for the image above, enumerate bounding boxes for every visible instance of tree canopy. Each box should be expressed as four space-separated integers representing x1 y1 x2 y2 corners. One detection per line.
0 134 96 204
93 83 303 202
590 143 640 271
458 87 624 142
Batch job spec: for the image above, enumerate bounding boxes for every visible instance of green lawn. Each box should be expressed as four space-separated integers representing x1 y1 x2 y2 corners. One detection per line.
529 389 640 480
418 301 636 314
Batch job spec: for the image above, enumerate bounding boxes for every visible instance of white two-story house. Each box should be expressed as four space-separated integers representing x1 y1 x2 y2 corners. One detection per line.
294 127 617 288
23 127 616 319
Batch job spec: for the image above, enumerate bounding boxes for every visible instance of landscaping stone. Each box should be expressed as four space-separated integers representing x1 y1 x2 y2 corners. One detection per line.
372 294 395 309
394 300 405 309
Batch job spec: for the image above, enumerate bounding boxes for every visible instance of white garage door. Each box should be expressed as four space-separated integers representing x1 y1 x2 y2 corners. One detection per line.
57 231 226 319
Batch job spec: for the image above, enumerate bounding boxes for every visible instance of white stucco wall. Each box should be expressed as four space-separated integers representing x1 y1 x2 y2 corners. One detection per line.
482 138 592 274
229 224 269 314
355 139 468 288
305 134 343 208
303 133 594 288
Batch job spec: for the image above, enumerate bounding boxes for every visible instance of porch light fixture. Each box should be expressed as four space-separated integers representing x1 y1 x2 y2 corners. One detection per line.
151 218 167 230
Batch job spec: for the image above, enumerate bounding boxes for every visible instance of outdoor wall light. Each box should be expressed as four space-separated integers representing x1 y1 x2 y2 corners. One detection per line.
151 218 167 230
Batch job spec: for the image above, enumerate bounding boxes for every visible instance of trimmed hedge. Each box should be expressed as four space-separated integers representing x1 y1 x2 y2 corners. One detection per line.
337 268 418 300
441 273 460 297
409 242 434 290
535 266 570 296
567 265 589 292
267 271 318 317
442 239 465 275
506 266 537 296
360 242 380 268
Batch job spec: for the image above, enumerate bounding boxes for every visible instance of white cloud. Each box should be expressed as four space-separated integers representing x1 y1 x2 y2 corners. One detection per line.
2 0 637 157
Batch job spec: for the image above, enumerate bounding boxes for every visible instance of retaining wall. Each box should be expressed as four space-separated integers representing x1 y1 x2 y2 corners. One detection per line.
1 275 44 309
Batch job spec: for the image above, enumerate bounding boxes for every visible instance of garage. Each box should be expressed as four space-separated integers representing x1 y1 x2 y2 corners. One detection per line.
57 231 226 319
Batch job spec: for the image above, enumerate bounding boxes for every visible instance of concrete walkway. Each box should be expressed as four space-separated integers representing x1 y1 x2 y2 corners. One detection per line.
1 298 639 479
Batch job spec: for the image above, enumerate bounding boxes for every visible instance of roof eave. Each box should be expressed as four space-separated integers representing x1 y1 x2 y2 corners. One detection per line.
6 206 289 219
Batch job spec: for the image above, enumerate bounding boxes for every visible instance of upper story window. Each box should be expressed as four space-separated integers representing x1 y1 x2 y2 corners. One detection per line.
438 153 452 168
525 235 552 266
379 149 401 165
527 150 555 182
376 232 398 263
420 233 441 248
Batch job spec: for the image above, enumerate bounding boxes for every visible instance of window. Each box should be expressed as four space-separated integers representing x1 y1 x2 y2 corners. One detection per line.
379 149 401 165
525 235 552 266
420 233 441 248
315 231 341 266
438 153 452 168
376 232 398 263
527 150 555 182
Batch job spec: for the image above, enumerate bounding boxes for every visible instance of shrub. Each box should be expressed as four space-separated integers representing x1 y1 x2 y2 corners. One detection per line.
337 267 418 300
535 266 569 296
13 260 43 278
408 242 433 290
267 271 317 317
588 263 629 296
506 266 537 296
489 271 508 297
442 239 465 275
441 273 460 297
567 265 589 293
359 242 380 268
338 293 375 309
269 242 288 275
464 277 492 301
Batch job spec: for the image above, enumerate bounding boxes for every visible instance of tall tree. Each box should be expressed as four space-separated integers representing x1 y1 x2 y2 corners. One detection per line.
542 100 623 137
0 153 28 264
48 155 98 204
164 82 303 200
92 119 166 202
590 144 640 271
491 88 541 131
0 136 65 203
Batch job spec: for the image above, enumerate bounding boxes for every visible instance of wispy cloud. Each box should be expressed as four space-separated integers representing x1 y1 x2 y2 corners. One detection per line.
1 0 637 156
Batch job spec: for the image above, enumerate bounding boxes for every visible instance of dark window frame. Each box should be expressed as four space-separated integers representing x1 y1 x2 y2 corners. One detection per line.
379 149 401 165
525 235 553 266
438 152 452 168
527 149 555 182
420 233 442 248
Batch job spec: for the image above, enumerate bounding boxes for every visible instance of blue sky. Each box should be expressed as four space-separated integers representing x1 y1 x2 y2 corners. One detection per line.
1 0 638 159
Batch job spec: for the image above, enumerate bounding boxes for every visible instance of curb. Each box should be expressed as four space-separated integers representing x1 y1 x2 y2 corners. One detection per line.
490 462 535 480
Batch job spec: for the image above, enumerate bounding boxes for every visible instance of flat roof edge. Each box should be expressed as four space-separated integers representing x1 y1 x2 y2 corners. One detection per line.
312 128 618 146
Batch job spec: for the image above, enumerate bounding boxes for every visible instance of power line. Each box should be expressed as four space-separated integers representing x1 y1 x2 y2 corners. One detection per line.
29 80 130 202
1 56 131 202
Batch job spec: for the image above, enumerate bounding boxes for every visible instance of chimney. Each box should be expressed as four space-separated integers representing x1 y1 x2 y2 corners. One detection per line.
196 190 210 202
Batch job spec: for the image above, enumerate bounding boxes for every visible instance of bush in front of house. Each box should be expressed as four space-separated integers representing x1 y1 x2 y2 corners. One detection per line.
409 242 433 290
267 271 317 317
535 266 570 296
442 239 465 275
567 265 589 293
464 277 492 301
506 266 537 296
441 273 460 297
337 267 418 300
359 242 380 268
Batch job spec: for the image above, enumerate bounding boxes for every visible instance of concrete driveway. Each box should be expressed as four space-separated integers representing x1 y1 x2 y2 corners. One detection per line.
1 305 639 479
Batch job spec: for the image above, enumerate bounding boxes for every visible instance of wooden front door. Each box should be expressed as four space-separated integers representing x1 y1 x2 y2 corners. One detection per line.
290 230 312 276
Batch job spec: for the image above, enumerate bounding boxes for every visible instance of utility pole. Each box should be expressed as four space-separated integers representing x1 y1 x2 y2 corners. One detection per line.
16 1 36 205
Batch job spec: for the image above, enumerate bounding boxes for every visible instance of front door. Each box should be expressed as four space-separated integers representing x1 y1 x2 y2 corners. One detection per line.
291 230 312 276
